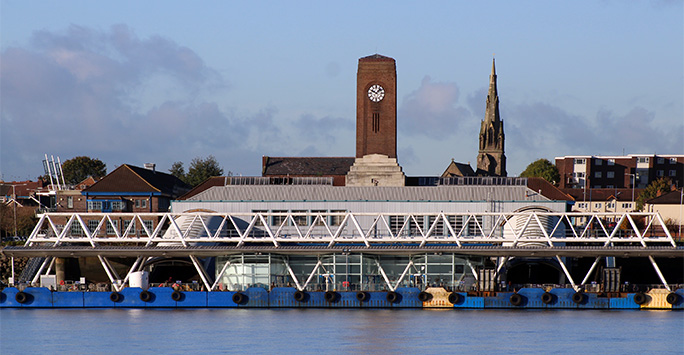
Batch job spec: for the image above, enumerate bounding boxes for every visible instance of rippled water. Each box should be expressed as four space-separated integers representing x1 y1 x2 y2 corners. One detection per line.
1 308 682 354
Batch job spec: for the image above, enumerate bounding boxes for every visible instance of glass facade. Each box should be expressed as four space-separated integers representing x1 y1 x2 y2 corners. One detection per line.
215 253 483 292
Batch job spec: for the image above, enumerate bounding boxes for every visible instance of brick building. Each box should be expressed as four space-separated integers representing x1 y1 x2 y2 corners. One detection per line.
83 164 190 213
556 155 684 189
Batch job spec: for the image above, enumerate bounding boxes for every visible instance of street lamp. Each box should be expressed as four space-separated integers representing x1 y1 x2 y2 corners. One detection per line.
12 185 17 237
679 188 683 238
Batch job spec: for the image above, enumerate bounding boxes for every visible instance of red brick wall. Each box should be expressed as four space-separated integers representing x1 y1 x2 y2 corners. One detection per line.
356 57 397 158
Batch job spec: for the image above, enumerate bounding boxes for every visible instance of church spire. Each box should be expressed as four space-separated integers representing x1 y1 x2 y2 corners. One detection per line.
477 57 506 177
485 57 500 123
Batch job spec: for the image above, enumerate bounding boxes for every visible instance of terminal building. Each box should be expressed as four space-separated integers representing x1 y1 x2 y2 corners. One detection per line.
166 54 585 293
4 55 681 310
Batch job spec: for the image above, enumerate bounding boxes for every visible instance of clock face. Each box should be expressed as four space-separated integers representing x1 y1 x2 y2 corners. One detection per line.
368 84 385 102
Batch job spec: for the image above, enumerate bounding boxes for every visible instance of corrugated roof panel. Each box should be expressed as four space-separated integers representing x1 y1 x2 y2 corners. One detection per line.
187 185 548 202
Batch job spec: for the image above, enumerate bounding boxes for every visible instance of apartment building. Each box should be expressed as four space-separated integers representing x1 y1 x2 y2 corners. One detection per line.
556 154 684 189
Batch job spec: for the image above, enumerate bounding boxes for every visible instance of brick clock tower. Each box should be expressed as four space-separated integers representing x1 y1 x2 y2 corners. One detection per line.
356 54 397 158
347 54 405 186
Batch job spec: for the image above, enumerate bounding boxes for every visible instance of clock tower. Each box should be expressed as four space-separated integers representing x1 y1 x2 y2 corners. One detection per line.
356 54 397 158
347 54 404 186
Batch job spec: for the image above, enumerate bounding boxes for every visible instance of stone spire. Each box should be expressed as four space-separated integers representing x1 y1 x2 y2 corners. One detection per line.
477 58 507 176
485 58 500 124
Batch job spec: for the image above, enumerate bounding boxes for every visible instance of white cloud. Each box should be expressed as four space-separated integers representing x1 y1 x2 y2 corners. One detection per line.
0 25 259 179
398 76 471 140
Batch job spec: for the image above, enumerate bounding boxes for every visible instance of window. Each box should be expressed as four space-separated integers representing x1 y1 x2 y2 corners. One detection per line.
88 220 99 233
669 170 677 177
607 171 614 178
621 203 632 209
141 220 154 235
106 220 119 235
123 220 137 236
638 157 649 163
657 170 664 177
330 210 346 226
112 201 125 211
87 200 102 211
251 210 268 227
389 215 404 235
448 215 463 234
595 203 601 209
135 199 148 209
595 172 602 178
670 158 677 164
466 216 483 236
71 222 83 235
608 203 615 208
573 158 586 165
595 159 602 166
67 196 74 209
372 112 380 132
428 216 444 236
271 210 288 226
608 159 615 166
291 210 307 226
657 157 664 164
311 210 327 226
409 216 424 236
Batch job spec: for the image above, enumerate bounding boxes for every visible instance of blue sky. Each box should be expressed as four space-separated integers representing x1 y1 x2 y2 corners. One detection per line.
1 1 682 181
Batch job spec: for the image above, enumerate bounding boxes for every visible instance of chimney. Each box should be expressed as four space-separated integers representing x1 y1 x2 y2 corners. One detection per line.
144 163 156 172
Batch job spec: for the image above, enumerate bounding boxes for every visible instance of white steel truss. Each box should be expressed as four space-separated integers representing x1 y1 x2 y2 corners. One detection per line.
24 211 678 247
12 211 682 291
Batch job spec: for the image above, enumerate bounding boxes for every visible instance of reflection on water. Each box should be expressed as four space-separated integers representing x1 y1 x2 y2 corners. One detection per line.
1 308 682 354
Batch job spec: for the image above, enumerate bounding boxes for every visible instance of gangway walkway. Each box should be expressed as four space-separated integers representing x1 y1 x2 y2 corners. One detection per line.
2 211 681 293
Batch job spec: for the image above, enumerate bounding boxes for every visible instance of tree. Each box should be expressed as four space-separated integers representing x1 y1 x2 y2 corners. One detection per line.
636 177 672 211
169 161 186 181
0 204 37 240
185 156 224 187
61 156 107 185
520 159 560 185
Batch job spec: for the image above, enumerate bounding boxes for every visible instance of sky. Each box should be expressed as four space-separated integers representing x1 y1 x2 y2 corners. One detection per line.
1 1 682 181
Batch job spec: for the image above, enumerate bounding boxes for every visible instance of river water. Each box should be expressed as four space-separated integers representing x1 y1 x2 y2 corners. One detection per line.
1 308 682 354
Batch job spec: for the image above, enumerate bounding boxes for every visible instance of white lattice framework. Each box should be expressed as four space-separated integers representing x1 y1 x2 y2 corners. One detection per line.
25 211 678 247
18 211 682 292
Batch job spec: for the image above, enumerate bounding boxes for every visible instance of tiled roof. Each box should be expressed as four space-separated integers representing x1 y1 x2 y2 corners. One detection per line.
85 164 190 196
177 176 227 200
0 180 46 198
526 178 573 201
646 189 683 205
262 157 355 176
560 188 642 202
441 161 475 178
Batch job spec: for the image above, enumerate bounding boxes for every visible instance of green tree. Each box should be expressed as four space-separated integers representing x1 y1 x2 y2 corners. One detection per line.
61 156 107 185
185 156 224 187
520 159 560 185
169 161 186 181
636 177 672 211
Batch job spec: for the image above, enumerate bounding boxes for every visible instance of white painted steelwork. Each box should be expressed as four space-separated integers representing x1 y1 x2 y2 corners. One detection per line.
25 211 677 247
14 211 681 292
